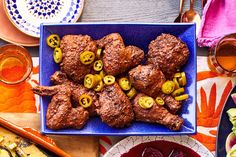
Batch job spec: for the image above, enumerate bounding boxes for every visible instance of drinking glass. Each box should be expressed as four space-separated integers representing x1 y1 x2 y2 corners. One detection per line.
208 33 236 76
0 44 33 84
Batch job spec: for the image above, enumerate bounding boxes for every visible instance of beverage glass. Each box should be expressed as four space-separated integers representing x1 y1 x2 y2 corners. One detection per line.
208 33 236 76
0 44 33 84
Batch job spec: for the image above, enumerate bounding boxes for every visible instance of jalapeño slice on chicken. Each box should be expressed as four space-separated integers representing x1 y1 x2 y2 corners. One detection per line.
96 48 102 59
53 47 63 63
99 70 105 78
161 81 175 94
138 96 154 109
155 97 165 106
80 51 95 65
173 77 180 89
79 94 93 108
103 75 115 85
84 74 97 89
93 60 103 71
94 81 104 92
118 77 131 91
126 87 137 99
178 72 187 86
175 94 189 101
174 72 181 78
94 74 102 82
46 34 60 48
174 72 187 87
172 88 185 97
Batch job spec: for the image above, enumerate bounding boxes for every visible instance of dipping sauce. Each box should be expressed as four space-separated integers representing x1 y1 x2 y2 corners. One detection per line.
0 44 32 84
121 140 200 157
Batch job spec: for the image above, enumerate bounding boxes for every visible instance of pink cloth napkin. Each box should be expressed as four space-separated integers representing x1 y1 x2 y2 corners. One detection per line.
198 0 236 47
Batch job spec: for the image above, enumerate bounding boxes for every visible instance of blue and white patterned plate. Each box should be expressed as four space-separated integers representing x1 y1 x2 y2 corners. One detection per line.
3 0 84 38
104 136 214 157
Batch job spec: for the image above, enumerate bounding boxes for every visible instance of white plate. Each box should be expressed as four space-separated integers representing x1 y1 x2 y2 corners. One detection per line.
104 136 214 157
3 0 84 38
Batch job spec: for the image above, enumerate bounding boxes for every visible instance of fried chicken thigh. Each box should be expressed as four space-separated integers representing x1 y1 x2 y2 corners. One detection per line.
147 34 189 78
96 33 144 76
132 93 183 131
33 85 89 130
60 35 97 82
129 64 166 98
96 83 134 127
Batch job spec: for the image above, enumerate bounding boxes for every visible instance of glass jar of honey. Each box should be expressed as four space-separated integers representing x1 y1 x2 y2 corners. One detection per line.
0 44 33 84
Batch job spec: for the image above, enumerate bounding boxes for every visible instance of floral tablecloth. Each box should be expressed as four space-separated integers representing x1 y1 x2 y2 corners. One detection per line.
0 57 235 156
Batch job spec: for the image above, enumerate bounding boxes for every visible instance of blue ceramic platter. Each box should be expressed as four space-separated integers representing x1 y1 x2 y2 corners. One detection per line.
39 23 197 135
4 0 84 38
216 86 236 156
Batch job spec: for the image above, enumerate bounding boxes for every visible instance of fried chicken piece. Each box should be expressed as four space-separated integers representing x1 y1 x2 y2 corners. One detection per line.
50 70 69 85
129 64 166 98
60 35 97 82
96 83 134 127
160 94 181 114
132 93 184 131
32 85 89 130
97 33 144 76
50 71 98 116
147 34 189 78
72 84 98 116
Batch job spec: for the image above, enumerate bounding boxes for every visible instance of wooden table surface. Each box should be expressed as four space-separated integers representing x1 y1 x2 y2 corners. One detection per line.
0 0 205 157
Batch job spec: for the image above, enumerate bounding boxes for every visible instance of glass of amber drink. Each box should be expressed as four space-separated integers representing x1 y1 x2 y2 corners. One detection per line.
0 44 33 84
208 33 236 76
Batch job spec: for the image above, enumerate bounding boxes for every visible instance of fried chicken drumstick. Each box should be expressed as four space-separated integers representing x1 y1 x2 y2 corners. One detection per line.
132 93 184 131
129 65 182 114
129 64 166 98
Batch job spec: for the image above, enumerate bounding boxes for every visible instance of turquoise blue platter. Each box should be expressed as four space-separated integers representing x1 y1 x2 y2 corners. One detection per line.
39 23 197 135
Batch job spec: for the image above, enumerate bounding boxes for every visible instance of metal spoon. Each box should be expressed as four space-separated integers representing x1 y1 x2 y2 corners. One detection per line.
174 0 185 22
181 0 201 35
202 0 207 9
